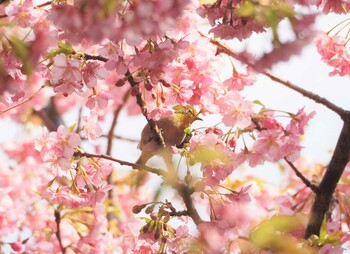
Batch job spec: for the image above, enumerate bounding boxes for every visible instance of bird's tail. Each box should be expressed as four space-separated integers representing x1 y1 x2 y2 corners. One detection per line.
135 151 153 166
132 152 152 188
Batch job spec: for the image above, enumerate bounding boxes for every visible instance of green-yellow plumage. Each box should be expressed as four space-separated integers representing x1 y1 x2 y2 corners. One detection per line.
136 105 201 165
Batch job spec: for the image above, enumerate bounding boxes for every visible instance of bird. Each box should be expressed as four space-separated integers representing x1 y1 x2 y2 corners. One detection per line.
135 104 202 166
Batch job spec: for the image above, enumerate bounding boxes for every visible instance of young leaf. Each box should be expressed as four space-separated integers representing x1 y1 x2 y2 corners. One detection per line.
9 36 32 75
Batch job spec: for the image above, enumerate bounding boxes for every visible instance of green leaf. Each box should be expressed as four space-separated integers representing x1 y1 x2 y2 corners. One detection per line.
184 126 192 135
236 1 256 17
68 123 77 133
250 215 310 253
265 9 279 42
190 146 229 165
253 100 265 107
319 216 342 245
274 4 295 19
9 36 32 75
46 41 75 59
101 0 120 17
319 216 327 240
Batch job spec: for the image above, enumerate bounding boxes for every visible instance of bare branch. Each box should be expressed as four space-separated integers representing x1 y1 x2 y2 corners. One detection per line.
305 112 350 238
0 85 46 115
204 35 347 118
263 72 347 118
284 158 319 194
175 183 203 225
74 150 166 177
106 89 131 155
84 53 166 148
54 209 66 254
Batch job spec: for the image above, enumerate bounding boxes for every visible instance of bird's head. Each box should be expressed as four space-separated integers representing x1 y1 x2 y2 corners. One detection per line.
172 105 202 128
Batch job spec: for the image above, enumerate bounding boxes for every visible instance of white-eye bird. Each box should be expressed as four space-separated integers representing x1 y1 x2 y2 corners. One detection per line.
136 105 202 166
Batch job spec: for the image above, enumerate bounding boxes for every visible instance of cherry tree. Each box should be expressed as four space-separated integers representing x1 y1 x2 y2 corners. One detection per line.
0 0 349 253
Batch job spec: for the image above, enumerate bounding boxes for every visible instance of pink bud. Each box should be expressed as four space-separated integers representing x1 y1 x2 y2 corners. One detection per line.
10 242 24 252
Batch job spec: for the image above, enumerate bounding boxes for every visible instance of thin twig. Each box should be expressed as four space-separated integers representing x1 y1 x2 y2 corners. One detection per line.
0 85 45 115
169 210 190 217
203 34 347 118
84 54 108 62
54 209 66 254
84 53 166 148
284 158 319 194
176 183 203 225
101 134 139 143
105 88 131 222
36 1 52 8
262 72 346 118
106 89 131 155
74 150 166 177
125 69 166 148
76 106 83 134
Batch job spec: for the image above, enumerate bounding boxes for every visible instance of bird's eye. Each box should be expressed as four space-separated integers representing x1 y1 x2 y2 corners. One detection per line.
186 109 193 115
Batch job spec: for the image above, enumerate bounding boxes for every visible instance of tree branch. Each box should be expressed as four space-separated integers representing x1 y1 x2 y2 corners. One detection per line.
105 88 131 221
54 209 66 254
125 69 166 148
84 53 166 148
304 111 350 238
262 72 347 118
74 150 166 177
101 134 139 143
106 88 131 155
205 35 347 118
84 54 201 225
252 118 318 193
175 183 203 225
204 34 350 239
284 158 319 194
0 85 46 115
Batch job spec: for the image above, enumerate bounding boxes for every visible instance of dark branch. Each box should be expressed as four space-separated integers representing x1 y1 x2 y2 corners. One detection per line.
74 150 166 177
176 183 203 225
262 72 347 118
54 209 66 254
101 134 139 143
106 89 131 155
84 53 166 148
84 54 108 62
125 69 166 148
169 210 190 217
105 89 131 222
304 111 350 238
284 158 319 194
205 35 347 118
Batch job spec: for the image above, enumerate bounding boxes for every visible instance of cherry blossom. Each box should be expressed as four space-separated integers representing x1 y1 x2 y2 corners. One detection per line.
81 113 103 141
82 61 109 88
223 67 256 91
5 0 42 28
218 91 254 129
316 33 350 77
0 0 348 253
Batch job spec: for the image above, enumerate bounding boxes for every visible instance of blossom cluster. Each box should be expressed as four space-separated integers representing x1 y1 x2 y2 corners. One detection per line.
316 33 350 77
35 125 112 208
0 0 347 253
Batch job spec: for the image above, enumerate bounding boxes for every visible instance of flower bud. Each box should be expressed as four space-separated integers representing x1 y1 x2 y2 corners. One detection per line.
115 79 125 87
132 204 147 214
10 242 24 252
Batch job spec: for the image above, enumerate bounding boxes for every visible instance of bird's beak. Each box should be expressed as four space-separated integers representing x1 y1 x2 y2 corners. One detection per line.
195 115 202 121
195 107 205 121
